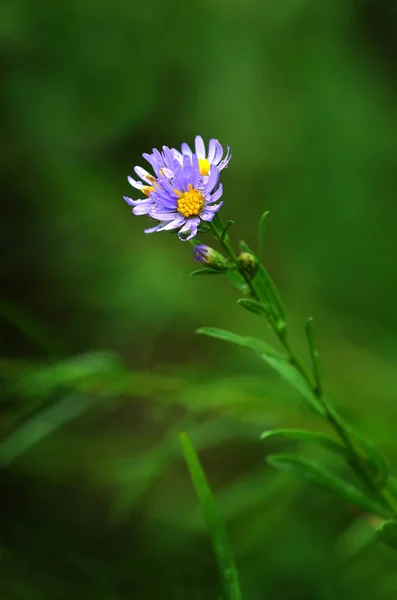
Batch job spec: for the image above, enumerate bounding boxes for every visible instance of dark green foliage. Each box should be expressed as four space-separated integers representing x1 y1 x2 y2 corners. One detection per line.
376 520 397 552
3 0 397 598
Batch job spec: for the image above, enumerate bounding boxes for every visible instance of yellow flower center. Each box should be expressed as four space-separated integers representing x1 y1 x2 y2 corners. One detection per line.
176 184 204 218
198 158 210 176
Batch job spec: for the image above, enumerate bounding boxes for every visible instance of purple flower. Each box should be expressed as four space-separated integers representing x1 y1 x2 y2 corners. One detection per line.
124 138 230 241
173 135 231 177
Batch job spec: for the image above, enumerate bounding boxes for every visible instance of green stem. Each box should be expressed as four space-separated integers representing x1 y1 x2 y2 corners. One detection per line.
210 216 397 517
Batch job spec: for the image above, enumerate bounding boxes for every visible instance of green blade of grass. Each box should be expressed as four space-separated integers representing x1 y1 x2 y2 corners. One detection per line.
179 432 242 600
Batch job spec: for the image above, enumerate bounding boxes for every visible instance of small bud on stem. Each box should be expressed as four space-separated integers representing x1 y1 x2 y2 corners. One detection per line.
237 252 258 277
193 245 229 270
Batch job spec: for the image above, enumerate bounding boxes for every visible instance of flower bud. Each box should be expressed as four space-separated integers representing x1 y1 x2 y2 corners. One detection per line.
237 252 258 276
193 245 229 270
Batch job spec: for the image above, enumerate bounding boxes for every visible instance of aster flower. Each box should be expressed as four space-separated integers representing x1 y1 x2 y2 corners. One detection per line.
173 135 231 178
125 152 224 241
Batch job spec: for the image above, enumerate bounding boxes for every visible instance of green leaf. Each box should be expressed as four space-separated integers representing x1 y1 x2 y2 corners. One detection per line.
237 298 269 316
179 433 242 600
266 454 391 518
258 210 270 260
375 519 397 551
225 270 250 294
190 268 228 277
12 351 126 399
221 220 235 241
0 393 100 467
255 264 286 321
238 240 250 254
305 317 322 395
350 428 389 484
331 411 389 484
197 327 276 355
239 240 285 321
387 475 397 497
260 429 350 459
197 327 323 415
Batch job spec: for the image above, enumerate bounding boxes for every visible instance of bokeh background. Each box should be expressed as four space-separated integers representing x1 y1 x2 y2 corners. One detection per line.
2 0 397 598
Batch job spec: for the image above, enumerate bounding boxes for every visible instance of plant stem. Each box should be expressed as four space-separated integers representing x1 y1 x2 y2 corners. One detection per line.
210 216 397 517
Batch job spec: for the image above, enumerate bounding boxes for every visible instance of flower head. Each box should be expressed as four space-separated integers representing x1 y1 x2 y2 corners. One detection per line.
125 143 227 241
173 135 231 178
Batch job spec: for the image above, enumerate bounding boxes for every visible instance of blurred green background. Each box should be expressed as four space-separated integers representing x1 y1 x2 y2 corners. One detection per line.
2 0 397 598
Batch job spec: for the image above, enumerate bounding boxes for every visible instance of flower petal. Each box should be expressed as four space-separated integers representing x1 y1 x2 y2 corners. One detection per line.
133 204 151 215
123 195 152 206
181 142 192 157
172 148 184 164
191 153 200 187
204 166 220 194
218 147 232 170
207 183 223 204
178 217 200 241
128 176 146 190
156 216 186 231
201 202 223 220
142 153 160 174
156 176 178 197
144 222 164 234
162 146 177 173
134 166 154 184
194 135 206 159
207 139 217 163
212 141 224 165
149 208 179 221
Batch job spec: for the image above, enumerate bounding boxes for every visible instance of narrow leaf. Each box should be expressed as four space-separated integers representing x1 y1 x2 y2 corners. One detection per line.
225 270 250 294
261 429 350 459
255 264 286 321
258 210 270 260
12 351 125 399
179 433 242 600
331 410 389 484
350 429 389 484
197 327 323 415
197 327 277 355
0 393 99 467
237 298 268 316
239 241 285 321
267 454 391 518
376 519 397 551
238 240 250 254
221 220 235 241
387 475 397 497
305 317 322 396
190 268 228 277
